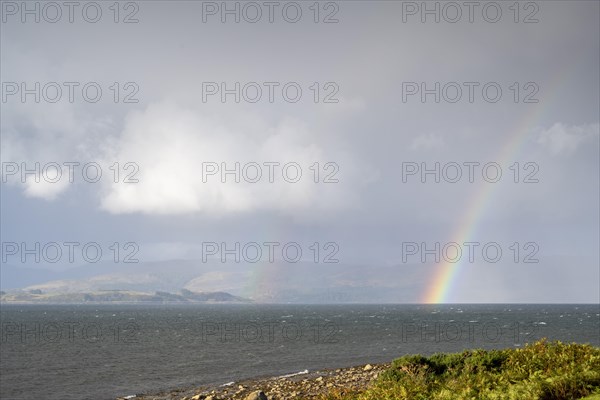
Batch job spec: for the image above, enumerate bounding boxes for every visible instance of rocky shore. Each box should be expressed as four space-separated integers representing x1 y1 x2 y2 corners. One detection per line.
118 362 389 400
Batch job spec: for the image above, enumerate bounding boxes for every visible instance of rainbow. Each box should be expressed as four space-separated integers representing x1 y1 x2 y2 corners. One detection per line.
243 71 580 304
421 101 546 304
420 40 596 303
244 260 283 301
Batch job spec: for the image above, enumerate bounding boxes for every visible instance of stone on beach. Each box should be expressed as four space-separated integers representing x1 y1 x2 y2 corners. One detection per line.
244 391 268 400
186 394 210 400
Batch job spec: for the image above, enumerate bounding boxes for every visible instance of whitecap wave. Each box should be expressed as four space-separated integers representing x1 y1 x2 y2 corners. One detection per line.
277 369 309 379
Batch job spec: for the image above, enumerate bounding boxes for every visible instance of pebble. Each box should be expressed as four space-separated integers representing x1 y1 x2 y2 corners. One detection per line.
119 363 390 400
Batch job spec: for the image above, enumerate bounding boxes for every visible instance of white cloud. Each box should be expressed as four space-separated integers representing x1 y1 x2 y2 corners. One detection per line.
537 122 599 155
1 96 376 216
99 101 375 216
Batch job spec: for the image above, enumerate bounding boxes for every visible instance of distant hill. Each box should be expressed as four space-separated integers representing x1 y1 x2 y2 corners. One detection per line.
0 289 251 304
1 259 431 303
2 256 584 303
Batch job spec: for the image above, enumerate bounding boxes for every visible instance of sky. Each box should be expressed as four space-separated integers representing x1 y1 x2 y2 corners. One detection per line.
1 0 599 303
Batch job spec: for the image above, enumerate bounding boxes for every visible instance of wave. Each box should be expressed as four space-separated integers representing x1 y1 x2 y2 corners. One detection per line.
276 369 309 379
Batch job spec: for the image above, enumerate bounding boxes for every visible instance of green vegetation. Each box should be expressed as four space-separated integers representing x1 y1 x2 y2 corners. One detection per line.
316 339 600 400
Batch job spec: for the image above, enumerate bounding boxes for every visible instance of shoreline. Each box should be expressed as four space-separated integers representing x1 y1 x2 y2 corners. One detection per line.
118 362 390 400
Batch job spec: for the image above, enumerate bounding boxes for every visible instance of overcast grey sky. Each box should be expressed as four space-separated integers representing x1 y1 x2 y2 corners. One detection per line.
1 0 598 303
